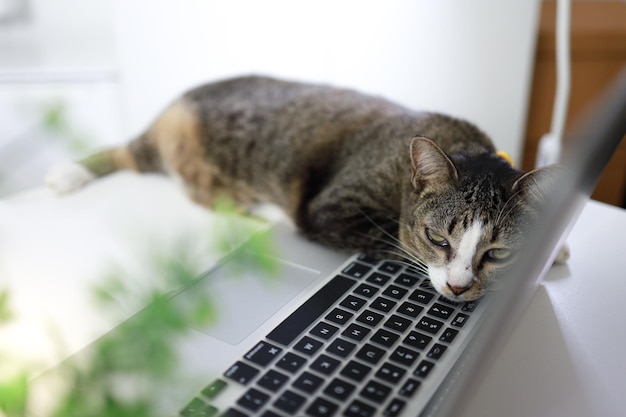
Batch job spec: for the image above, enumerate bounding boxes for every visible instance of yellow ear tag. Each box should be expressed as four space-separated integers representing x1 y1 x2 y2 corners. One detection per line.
496 150 515 167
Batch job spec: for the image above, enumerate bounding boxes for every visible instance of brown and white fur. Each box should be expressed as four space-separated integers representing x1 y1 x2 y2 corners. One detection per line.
46 76 567 301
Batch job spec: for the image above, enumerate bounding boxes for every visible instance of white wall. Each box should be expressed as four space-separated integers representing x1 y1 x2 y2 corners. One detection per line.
0 0 121 196
112 0 541 163
0 0 117 71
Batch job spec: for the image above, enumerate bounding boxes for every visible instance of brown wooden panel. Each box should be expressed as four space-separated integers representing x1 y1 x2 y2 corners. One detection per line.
523 0 626 207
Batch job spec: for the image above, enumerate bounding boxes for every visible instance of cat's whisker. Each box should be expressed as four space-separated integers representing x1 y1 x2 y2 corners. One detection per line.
353 230 429 274
369 246 428 269
353 230 411 259
355 210 416 251
496 188 524 226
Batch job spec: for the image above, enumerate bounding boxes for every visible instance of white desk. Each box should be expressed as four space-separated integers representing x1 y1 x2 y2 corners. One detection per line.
1 173 625 417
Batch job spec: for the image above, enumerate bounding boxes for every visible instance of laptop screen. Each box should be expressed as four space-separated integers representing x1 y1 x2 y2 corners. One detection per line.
424 67 626 417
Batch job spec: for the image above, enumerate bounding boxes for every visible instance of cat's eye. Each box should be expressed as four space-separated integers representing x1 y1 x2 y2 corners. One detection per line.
486 248 512 262
426 228 449 248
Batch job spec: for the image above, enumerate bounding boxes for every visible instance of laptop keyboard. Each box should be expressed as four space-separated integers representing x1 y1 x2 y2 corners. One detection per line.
179 254 480 417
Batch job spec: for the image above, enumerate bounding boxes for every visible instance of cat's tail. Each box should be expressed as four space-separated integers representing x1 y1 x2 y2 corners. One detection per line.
45 132 162 195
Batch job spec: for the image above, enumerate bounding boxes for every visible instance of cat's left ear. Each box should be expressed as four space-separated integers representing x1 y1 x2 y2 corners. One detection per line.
409 136 459 192
511 164 565 206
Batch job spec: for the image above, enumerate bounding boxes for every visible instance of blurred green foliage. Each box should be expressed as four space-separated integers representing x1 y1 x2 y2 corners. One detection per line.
0 200 277 417
0 290 11 324
40 100 92 156
0 291 28 417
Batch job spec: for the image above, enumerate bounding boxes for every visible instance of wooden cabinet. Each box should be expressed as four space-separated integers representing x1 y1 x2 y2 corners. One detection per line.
523 0 626 207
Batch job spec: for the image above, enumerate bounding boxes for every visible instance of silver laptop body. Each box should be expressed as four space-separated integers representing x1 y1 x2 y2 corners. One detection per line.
30 69 626 417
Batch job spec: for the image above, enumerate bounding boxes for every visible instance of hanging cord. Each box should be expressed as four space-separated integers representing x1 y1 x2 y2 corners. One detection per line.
536 0 571 167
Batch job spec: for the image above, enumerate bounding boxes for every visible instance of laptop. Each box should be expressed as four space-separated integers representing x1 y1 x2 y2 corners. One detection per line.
29 68 626 417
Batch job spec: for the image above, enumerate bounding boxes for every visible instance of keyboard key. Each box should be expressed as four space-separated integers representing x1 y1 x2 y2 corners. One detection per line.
414 360 435 378
394 273 420 288
237 388 270 412
369 296 397 313
293 371 324 393
276 352 307 374
439 327 459 343
342 323 371 342
383 398 406 417
389 345 420 366
244 341 283 367
451 313 470 328
326 338 357 358
357 254 380 265
356 343 386 364
180 397 217 417
305 397 339 417
224 361 259 386
375 362 406 384
360 379 392 402
406 264 426 275
427 303 455 321
340 360 372 382
340 295 367 312
260 411 281 417
438 295 460 307
419 280 435 290
344 399 375 417
216 408 247 417
366 272 391 286
342 262 372 279
462 300 480 312
356 310 384 327
273 390 306 414
370 328 400 348
399 378 421 398
266 276 355 345
409 289 434 305
294 336 324 356
324 378 356 401
257 369 289 392
353 283 379 298
379 261 403 274
382 285 408 300
219 408 250 417
384 314 412 333
201 379 227 400
310 322 340 340
397 301 423 318
427 343 448 360
310 354 340 375
415 316 444 335
403 331 432 351
325 308 353 325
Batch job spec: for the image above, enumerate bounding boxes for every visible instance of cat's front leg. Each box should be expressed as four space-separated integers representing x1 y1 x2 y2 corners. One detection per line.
296 195 400 257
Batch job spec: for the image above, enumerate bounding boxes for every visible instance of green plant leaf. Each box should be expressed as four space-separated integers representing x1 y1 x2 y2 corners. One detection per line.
0 289 12 324
0 372 29 417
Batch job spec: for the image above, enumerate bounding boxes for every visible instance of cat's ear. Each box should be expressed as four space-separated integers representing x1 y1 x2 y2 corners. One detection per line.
409 136 458 191
511 165 565 206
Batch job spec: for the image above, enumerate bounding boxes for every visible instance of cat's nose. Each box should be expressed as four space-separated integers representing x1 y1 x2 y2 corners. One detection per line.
447 282 471 296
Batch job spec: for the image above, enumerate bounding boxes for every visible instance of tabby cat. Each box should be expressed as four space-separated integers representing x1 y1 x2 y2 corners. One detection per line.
46 76 565 301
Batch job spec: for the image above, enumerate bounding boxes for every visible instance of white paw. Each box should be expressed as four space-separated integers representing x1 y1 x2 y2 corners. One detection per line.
554 244 570 264
45 162 95 195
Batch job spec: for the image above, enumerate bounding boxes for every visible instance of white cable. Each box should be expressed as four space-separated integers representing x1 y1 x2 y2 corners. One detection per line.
536 0 571 168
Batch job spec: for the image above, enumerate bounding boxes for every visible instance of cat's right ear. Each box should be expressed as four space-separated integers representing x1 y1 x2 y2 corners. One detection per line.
409 136 458 191
511 164 567 207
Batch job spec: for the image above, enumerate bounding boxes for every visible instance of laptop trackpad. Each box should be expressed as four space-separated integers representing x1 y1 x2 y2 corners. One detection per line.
173 254 321 345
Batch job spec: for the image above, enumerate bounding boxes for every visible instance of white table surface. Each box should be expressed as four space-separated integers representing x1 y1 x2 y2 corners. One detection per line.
1 172 625 417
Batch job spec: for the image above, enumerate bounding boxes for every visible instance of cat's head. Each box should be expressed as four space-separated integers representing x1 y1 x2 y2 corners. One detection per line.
399 136 561 301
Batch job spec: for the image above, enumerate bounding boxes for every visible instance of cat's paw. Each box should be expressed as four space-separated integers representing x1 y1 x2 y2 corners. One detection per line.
45 162 95 195
553 243 570 264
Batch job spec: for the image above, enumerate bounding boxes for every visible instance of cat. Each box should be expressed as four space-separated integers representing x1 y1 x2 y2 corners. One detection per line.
46 75 566 301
